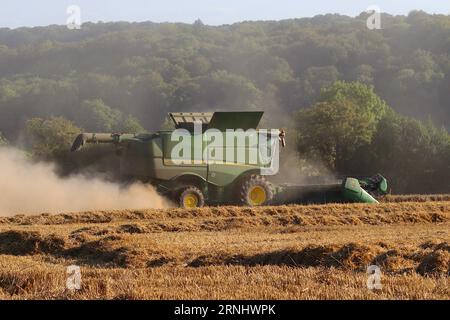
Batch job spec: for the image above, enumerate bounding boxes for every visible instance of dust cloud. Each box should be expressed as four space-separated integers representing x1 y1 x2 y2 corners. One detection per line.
0 147 170 216
272 146 339 185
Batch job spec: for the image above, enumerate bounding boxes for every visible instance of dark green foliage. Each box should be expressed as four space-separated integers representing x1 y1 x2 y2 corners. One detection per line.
0 12 449 141
78 99 145 133
121 115 146 133
0 12 449 193
296 82 450 193
297 99 375 172
371 114 450 193
0 132 7 145
318 81 388 123
25 117 81 158
79 99 123 132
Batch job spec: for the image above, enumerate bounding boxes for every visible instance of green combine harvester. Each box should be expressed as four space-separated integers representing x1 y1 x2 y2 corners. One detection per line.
71 111 388 208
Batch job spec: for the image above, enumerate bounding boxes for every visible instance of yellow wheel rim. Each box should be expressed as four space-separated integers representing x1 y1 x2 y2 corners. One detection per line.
248 186 267 206
183 193 199 208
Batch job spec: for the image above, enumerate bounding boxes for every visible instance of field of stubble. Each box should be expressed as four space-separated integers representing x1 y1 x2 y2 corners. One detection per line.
0 197 448 300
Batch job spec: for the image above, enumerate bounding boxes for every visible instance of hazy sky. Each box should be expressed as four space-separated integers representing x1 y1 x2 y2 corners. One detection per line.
1 0 449 28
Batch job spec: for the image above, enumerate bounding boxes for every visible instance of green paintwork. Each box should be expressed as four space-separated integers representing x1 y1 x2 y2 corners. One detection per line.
71 111 387 205
208 111 264 131
168 111 264 131
71 111 269 204
271 174 387 205
379 178 388 194
342 178 379 204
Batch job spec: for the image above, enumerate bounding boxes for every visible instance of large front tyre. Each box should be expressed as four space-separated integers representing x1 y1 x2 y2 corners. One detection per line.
239 175 274 206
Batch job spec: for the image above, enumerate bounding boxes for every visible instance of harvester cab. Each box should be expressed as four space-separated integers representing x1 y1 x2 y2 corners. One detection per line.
71 111 388 208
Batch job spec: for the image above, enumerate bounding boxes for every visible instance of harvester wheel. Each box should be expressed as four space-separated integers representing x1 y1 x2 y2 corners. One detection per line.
239 175 273 206
179 186 205 208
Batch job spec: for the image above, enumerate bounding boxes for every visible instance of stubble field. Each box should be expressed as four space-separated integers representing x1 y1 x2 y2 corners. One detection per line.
0 198 448 300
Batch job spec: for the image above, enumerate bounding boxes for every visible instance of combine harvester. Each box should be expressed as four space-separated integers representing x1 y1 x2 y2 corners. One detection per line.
71 111 387 208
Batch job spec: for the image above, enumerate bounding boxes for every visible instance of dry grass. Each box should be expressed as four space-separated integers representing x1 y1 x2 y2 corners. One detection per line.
1 201 448 227
0 200 449 300
382 194 450 203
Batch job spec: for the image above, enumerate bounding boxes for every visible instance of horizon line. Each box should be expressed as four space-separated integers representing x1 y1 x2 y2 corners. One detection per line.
1 9 447 31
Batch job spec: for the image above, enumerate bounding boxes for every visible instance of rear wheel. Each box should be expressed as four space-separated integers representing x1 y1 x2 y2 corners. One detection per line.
239 175 273 206
178 186 205 208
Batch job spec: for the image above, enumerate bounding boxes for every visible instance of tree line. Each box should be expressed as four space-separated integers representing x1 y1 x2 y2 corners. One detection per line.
0 11 449 193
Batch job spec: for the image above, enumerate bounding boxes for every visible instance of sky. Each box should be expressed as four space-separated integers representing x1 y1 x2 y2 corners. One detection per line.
1 0 449 28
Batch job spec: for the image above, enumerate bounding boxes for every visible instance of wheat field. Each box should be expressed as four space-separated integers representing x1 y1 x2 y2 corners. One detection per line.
0 200 448 299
